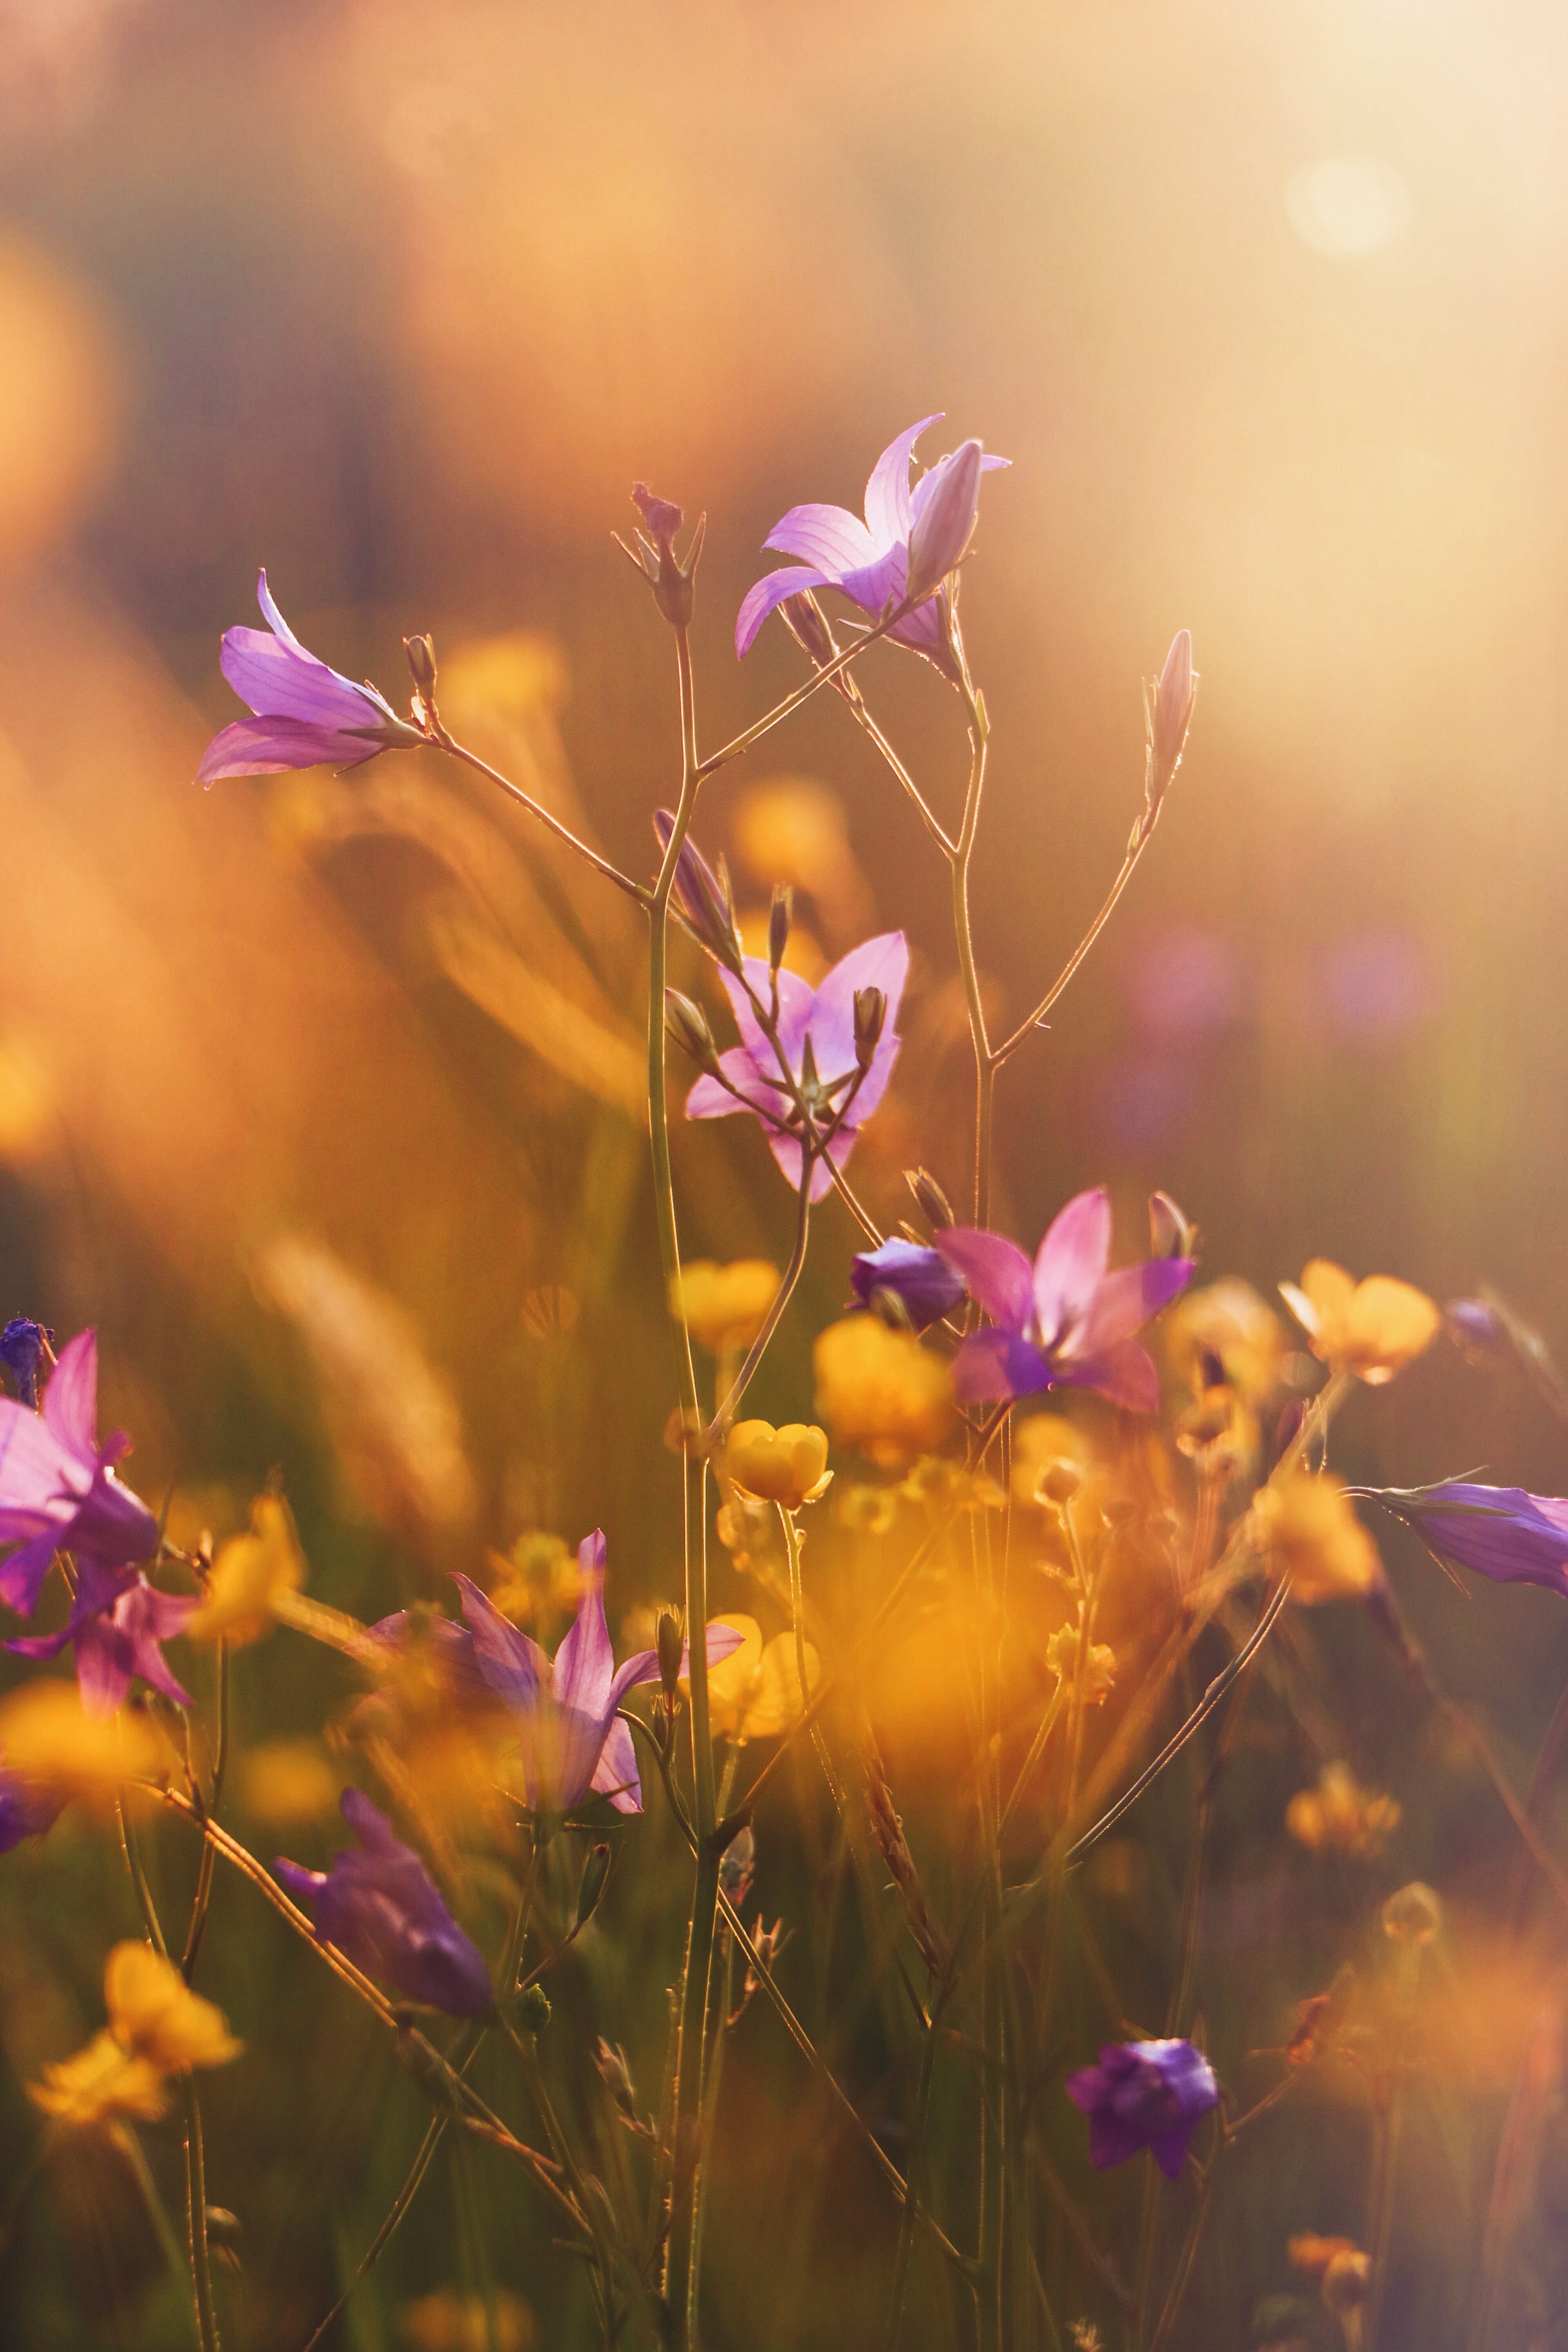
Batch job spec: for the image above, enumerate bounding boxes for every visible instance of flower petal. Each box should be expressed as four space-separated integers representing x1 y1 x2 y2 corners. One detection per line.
590 1716 642 1813
1072 1258 1194 1357
685 1048 786 1126
1034 1190 1113 1345
735 565 831 659
862 416 944 546
951 1328 1053 1403
552 1567 616 1721
452 1575 549 1710
196 714 384 784
935 1230 1035 1334
43 1331 98 1461
1054 1339 1160 1414
719 960 816 1071
806 933 909 1083
763 503 877 574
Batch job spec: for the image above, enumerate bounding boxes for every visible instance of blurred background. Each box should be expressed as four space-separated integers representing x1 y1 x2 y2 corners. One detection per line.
2 0 1568 2344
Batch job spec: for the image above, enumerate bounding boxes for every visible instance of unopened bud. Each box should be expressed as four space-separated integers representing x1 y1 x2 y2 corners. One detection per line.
623 484 703 628
1038 1460 1082 1507
575 1842 612 1930
403 632 437 699
664 989 720 1075
768 884 792 974
203 2207 242 2249
517 1983 552 2034
1145 628 1197 809
906 439 985 602
853 985 887 1069
718 1823 755 1906
905 1167 955 1231
655 1606 685 1700
593 2037 638 2118
1148 1190 1197 1261
653 811 742 971
779 589 838 668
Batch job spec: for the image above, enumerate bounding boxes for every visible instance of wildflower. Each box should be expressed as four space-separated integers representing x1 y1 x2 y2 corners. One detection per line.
0 1679 162 1806
195 570 423 784
702 1614 822 1740
28 2031 171 2126
275 1788 494 2017
234 1739 339 1829
936 1189 1192 1412
0 1317 51 1408
9 1564 198 1717
1285 1762 1401 1857
735 417 1009 679
1044 1625 1117 1704
1444 1297 1505 1358
621 483 703 630
813 1314 956 1466
668 1259 781 1354
1278 1259 1439 1384
849 1238 966 1333
452 1532 743 1814
1349 1479 1568 1599
1253 1472 1382 1604
1166 1278 1285 1404
0 1749 63 1851
684 933 909 1200
103 1940 241 2071
1065 2037 1220 2177
0 1328 160 1618
725 1420 831 1510
185 1494 305 1646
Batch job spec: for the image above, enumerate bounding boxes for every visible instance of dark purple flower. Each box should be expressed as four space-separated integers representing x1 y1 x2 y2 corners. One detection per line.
735 418 1009 675
849 1239 965 1333
684 934 909 1201
276 1788 494 2018
1444 1298 1506 1359
195 571 423 786
453 1532 743 1814
1351 1481 1568 1599
935 1189 1192 1414
8 1562 197 1717
0 1330 160 1619
1065 2038 1219 2178
0 1319 52 1410
0 1753 64 1854
632 484 684 543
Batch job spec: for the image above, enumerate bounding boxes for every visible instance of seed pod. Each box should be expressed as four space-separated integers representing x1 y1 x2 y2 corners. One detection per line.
664 989 721 1075
906 439 984 601
905 1167 955 1231
768 883 792 974
517 1983 552 2034
655 1607 685 1700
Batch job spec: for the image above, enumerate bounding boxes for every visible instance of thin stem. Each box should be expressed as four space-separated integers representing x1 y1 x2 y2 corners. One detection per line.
435 729 647 904
181 2075 222 2352
181 1641 229 1981
840 682 955 857
299 2104 451 2352
879 2032 937 2352
707 1164 812 1437
695 601 916 780
1145 2162 1216 2352
116 2125 204 2350
994 821 1156 1067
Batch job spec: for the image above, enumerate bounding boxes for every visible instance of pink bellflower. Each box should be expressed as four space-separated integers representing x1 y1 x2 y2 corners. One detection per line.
1066 2038 1220 2178
452 1532 744 1815
0 1330 160 1619
276 1789 494 2018
735 417 1009 676
935 1188 1192 1413
684 936 909 1202
195 570 423 785
9 1563 197 1718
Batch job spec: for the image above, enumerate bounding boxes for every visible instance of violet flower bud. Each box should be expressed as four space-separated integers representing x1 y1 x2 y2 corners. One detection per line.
1145 629 1197 809
0 1318 52 1409
905 1167 955 1231
1148 1191 1198 1262
403 633 437 701
664 990 721 1076
655 1605 685 1700
850 1238 965 1334
906 439 985 603
853 986 887 1071
780 589 838 668
768 885 792 975
1444 1297 1506 1360
653 811 742 973
624 483 704 630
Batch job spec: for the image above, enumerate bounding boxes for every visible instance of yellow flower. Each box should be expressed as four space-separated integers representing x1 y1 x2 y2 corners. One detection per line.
186 1494 305 1646
1009 1413 1093 1510
730 778 871 937
0 1681 161 1807
669 1260 782 1355
28 2029 170 2126
104 1942 241 2073
1166 1279 1286 1403
402 2288 536 2352
1278 1259 1439 1385
1285 1762 1401 1857
701 1614 822 1741
813 1316 956 1468
236 1739 340 1828
1254 1471 1382 1602
725 1420 831 1510
1044 1625 1117 1704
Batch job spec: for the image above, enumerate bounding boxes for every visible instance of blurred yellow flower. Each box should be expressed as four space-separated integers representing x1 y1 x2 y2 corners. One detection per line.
1009 1413 1094 1510
1278 1259 1439 1385
0 1682 161 1806
730 779 871 938
485 1532 585 1626
813 1316 956 1468
1044 1625 1116 1703
1285 1762 1401 1857
735 909 828 983
187 1495 305 1646
1167 1279 1286 1403
0 1033 51 1161
701 1613 822 1740
669 1259 782 1354
1254 1472 1382 1603
402 2289 535 2352
726 1420 831 1510
28 2029 169 2127
439 630 567 723
235 1739 340 1828
104 1942 241 2073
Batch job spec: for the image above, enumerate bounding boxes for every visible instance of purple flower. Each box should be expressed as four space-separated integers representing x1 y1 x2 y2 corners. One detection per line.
684 935 909 1202
935 1189 1192 1413
735 418 1009 675
0 1319 52 1410
849 1239 965 1333
195 571 423 786
0 1753 64 1854
1352 1481 1568 1599
276 1788 493 2018
1065 2038 1219 2178
452 1533 744 1815
652 809 741 970
0 1330 160 1619
9 1563 197 1717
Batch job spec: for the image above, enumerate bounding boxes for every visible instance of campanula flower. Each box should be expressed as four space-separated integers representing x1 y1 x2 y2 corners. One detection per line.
9 1561 198 1717
0 1751 63 1852
735 417 1009 675
0 1318 51 1409
1065 2038 1219 2177
0 1330 160 1618
849 1238 965 1333
195 570 423 785
276 1788 493 2017
1350 1480 1568 1598
935 1190 1192 1413
452 1533 744 1814
684 934 908 1200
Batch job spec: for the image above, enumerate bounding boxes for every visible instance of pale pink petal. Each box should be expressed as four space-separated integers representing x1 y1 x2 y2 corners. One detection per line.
1033 1191 1113 1345
1070 1259 1193 1359
590 1717 642 1813
862 416 944 546
43 1331 98 1461
764 503 877 575
806 933 909 1081
951 1329 1053 1403
935 1229 1035 1334
1054 1339 1161 1414
685 1048 783 1125
553 1560 616 1719
735 566 831 659
719 960 815 1069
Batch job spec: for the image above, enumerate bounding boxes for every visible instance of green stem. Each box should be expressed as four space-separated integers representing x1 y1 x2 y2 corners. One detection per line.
181 2076 222 2352
181 1640 229 1981
117 2125 203 2350
879 2031 938 2352
708 1163 812 1437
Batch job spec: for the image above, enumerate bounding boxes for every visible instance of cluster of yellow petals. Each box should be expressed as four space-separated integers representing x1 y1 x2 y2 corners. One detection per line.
669 1259 781 1355
700 1613 821 1740
1278 1259 1439 1385
1167 1278 1288 1403
186 1494 306 1646
29 1942 240 2128
813 1315 955 1467
0 1681 161 1807
1044 1624 1117 1704
1254 1470 1382 1603
1285 1761 1401 1857
725 1419 831 1510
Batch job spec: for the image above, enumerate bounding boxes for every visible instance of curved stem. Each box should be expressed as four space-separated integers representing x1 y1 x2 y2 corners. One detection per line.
879 2032 938 2352
695 600 916 780
994 820 1156 1067
435 730 647 903
707 1164 812 1438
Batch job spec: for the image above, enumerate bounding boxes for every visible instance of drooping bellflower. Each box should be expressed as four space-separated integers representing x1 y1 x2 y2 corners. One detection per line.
0 1330 160 1617
276 1788 494 2017
735 417 1009 677
1065 2038 1220 2177
849 1238 965 1333
9 1563 197 1717
1351 1480 1568 1599
935 1189 1192 1412
195 571 423 785
684 936 909 1201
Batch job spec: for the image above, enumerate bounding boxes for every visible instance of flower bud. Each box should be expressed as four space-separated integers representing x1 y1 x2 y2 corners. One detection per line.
853 985 886 1070
718 1823 755 1906
905 1167 955 1232
906 439 985 602
652 811 742 972
403 633 437 699
623 484 703 628
779 589 838 668
849 1238 965 1334
575 1842 612 1931
1381 1880 1441 1947
594 2037 638 2118
1145 629 1197 809
517 1983 552 2034
0 1318 52 1410
768 884 792 975
655 1606 685 1701
664 989 721 1075
1148 1190 1197 1261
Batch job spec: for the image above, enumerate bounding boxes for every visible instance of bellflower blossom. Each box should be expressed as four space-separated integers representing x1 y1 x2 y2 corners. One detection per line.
1065 2038 1220 2177
195 571 423 786
849 1239 965 1333
735 417 1009 675
1351 1480 1568 1599
684 936 909 1201
0 1330 160 1619
0 1319 52 1409
9 1563 198 1717
935 1189 1192 1413
454 1533 744 1814
276 1789 493 2018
